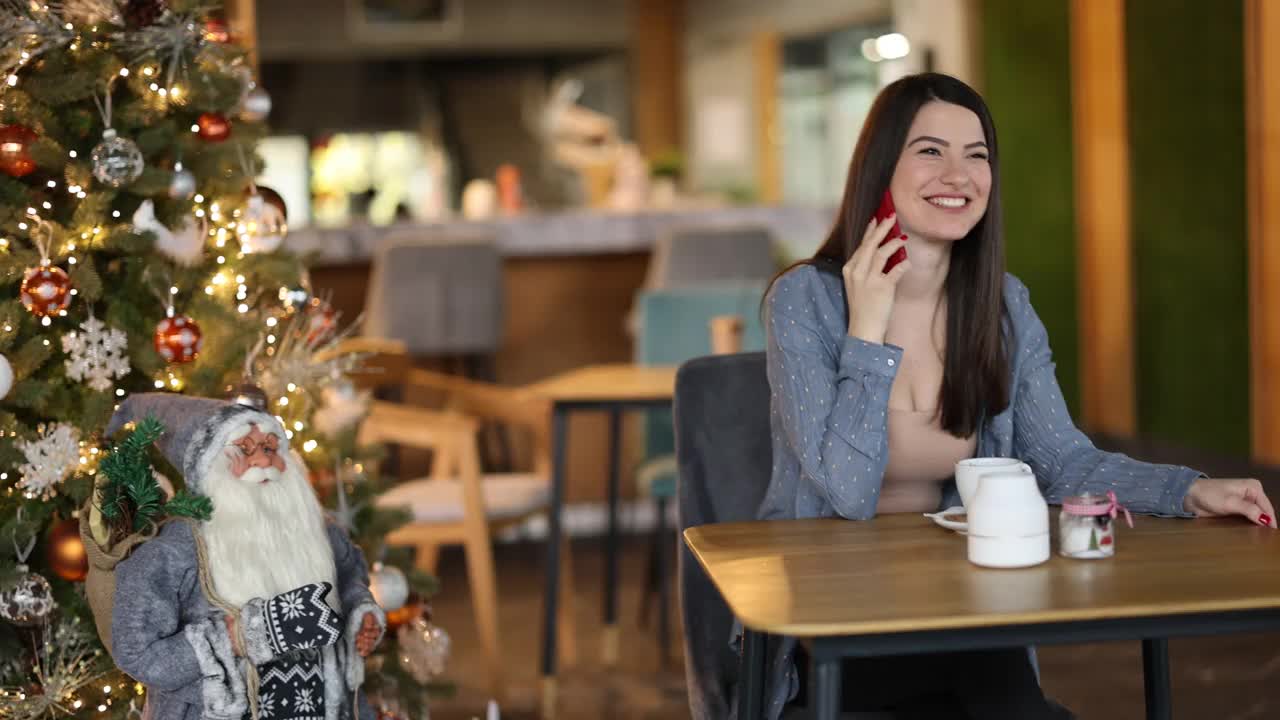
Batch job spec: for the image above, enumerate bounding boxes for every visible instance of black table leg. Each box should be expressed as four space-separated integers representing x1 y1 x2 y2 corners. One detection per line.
813 649 841 720
739 628 766 720
1143 638 1172 720
655 494 671 666
603 407 622 664
540 406 569 718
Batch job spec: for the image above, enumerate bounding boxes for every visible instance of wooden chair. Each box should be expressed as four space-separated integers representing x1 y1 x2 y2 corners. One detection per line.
347 342 578 704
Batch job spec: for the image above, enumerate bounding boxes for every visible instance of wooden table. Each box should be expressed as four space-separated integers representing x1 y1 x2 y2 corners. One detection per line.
525 363 677 716
684 516 1280 720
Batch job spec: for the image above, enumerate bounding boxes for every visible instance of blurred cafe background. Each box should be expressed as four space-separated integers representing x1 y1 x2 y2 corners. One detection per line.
235 1 1280 717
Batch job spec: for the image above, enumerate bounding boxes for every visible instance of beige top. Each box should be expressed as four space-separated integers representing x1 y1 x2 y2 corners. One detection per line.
878 408 976 513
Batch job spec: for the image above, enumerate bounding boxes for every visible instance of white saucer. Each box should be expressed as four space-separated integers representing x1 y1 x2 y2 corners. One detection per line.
924 506 968 533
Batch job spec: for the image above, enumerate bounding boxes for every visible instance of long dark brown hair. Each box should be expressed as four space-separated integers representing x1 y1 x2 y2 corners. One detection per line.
773 72 1009 436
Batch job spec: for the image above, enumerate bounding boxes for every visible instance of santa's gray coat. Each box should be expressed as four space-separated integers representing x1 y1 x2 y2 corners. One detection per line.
111 520 385 720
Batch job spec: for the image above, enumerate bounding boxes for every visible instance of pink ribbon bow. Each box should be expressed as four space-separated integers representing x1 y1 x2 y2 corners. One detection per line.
1062 490 1134 528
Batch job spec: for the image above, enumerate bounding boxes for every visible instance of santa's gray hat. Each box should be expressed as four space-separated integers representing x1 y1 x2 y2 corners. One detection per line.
105 393 287 495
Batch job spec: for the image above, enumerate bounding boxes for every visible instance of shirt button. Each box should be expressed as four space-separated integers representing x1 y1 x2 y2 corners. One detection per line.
887 358 895 366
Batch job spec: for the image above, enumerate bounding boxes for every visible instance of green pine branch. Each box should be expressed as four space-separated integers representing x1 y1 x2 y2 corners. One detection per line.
126 472 164 530
98 415 165 528
105 225 154 254
164 490 213 522
98 417 216 534
0 174 36 208
70 190 115 228
23 48 115 106
10 336 54 379
0 253 33 288
70 255 103 302
406 568 441 598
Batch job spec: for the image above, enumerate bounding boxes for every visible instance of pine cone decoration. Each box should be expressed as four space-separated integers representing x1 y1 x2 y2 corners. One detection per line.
123 0 166 29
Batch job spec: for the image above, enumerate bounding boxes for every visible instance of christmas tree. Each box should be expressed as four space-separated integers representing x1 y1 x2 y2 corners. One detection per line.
0 2 447 718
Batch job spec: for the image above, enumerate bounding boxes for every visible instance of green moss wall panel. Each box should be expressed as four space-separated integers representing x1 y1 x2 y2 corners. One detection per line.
1126 0 1249 454
982 0 1081 417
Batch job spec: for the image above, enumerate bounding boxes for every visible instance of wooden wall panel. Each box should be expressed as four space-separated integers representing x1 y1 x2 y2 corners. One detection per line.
1068 0 1136 436
752 31 781 204
1245 0 1280 463
629 0 684 159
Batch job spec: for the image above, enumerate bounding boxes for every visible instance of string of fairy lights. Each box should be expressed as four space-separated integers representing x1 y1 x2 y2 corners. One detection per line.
0 7 359 710
0 4 322 504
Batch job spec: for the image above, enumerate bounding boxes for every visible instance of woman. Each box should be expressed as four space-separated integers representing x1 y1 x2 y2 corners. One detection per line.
760 73 1275 718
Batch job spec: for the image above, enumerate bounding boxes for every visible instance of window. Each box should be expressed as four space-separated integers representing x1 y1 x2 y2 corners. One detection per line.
779 24 892 206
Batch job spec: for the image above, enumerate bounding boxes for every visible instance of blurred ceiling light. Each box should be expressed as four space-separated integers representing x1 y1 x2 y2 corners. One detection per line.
875 33 911 61
861 38 883 62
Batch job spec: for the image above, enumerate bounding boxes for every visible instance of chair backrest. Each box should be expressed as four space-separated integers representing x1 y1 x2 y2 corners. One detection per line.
364 235 504 356
646 225 777 290
635 284 767 366
635 284 767 461
674 352 772 720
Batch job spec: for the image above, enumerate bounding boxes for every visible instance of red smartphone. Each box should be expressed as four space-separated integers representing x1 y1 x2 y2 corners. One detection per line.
873 190 908 273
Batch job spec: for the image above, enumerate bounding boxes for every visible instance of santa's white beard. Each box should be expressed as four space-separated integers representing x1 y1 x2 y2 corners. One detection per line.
200 449 339 610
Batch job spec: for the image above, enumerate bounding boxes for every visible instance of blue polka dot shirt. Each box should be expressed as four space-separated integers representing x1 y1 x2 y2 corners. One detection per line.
759 264 1202 521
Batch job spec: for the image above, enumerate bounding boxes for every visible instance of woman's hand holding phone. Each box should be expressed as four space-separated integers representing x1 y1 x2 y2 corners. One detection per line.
874 190 909 273
844 202 911 345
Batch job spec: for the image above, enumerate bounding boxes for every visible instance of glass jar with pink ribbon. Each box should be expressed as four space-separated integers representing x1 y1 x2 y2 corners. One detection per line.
1058 490 1134 559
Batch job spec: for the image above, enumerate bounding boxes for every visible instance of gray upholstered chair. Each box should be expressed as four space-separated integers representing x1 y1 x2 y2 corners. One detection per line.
364 234 511 469
676 353 900 720
675 352 773 720
363 234 504 360
646 224 778 290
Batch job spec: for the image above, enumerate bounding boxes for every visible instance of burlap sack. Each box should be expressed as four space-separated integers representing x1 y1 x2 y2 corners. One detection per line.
78 509 165 658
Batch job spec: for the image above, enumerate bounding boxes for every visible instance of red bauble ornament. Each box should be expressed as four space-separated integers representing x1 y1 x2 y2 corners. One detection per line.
46 518 88 583
153 314 203 363
306 297 337 344
0 124 38 178
20 265 72 317
203 16 231 43
196 113 231 142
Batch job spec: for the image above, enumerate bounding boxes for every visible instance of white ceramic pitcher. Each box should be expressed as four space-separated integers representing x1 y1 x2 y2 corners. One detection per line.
966 465 1050 568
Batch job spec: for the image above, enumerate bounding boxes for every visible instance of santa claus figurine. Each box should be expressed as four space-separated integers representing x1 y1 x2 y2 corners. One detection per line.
105 393 385 720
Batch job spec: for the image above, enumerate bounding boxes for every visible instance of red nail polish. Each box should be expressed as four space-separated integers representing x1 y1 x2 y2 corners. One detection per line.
1259 514 1272 527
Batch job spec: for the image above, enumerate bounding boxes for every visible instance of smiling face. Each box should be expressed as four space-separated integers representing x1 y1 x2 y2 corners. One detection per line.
888 100 992 243
226 423 287 484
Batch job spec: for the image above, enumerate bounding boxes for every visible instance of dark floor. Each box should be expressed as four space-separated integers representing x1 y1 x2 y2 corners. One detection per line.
425 536 689 720
422 535 1280 720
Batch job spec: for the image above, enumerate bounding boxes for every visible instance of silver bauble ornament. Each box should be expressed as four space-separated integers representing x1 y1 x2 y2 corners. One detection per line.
240 191 287 254
279 285 310 312
0 566 56 626
91 129 144 188
368 563 410 612
168 162 196 200
396 617 451 682
240 85 272 123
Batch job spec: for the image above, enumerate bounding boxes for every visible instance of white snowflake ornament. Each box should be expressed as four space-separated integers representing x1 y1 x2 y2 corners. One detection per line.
17 424 81 499
62 315 130 391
